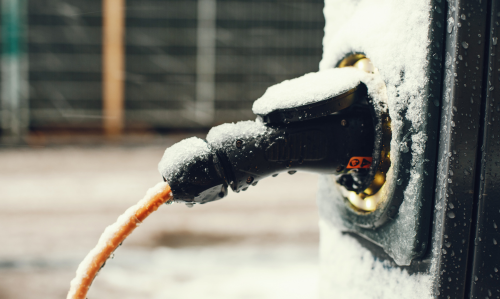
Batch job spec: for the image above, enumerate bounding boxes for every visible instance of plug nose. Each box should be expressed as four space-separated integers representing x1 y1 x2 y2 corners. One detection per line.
158 137 228 204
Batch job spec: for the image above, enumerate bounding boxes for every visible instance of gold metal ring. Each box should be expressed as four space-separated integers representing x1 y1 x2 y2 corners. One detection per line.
337 54 391 213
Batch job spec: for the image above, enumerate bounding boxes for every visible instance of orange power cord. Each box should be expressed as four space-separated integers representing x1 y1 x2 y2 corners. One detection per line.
67 183 173 299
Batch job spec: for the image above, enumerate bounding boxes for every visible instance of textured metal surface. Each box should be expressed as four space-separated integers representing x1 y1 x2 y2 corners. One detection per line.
431 0 489 297
467 0 500 297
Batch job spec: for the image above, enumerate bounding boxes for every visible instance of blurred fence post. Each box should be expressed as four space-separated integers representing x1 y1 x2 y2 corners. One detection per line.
103 0 125 137
1 0 28 143
195 0 216 126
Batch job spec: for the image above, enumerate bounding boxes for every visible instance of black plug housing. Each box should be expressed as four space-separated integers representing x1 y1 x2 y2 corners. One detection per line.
160 143 228 204
160 83 380 204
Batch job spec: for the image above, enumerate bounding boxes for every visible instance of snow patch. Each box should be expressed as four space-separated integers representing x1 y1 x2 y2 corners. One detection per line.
317 0 435 295
252 67 365 115
319 219 432 299
320 0 432 199
92 246 318 299
158 137 211 180
207 120 269 148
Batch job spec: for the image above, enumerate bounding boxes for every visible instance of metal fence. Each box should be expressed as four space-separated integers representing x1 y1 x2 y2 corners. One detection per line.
1 0 324 138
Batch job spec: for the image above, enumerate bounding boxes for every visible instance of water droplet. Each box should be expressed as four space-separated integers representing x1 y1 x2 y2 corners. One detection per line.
493 37 498 45
185 202 194 208
462 41 469 49
474 275 478 281
494 238 498 245
494 222 498 229
449 202 455 209
461 14 466 20
447 211 456 218
445 242 452 248
494 267 498 272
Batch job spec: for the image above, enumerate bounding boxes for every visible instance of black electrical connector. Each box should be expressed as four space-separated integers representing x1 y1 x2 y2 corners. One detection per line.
160 83 381 204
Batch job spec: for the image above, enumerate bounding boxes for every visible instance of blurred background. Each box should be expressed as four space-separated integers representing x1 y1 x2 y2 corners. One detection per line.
0 0 324 298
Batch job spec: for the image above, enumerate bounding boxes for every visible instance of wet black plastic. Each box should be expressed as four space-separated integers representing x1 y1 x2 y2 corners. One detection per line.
163 148 228 204
164 92 376 204
212 108 375 193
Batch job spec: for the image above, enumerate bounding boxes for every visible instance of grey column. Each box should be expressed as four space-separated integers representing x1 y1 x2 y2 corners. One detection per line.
195 0 216 126
1 0 28 143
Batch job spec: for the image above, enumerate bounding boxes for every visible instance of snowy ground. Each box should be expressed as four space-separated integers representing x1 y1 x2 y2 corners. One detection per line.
0 143 319 299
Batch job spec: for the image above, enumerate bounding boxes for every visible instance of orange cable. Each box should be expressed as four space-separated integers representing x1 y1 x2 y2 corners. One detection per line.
67 183 173 299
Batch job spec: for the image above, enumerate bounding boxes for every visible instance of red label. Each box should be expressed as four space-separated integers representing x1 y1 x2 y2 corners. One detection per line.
346 157 373 169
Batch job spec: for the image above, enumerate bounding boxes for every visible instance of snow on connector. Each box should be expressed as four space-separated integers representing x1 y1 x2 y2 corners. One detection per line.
252 67 366 115
207 120 269 148
158 137 211 180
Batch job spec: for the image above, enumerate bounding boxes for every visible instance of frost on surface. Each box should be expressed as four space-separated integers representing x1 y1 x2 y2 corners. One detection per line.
317 0 435 295
321 0 432 178
252 67 365 115
207 120 269 148
158 137 211 180
318 219 432 299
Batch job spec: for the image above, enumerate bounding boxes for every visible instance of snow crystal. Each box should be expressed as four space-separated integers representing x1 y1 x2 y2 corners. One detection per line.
158 137 211 180
317 0 435 296
67 182 169 299
252 67 365 115
207 120 269 148
318 220 432 299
